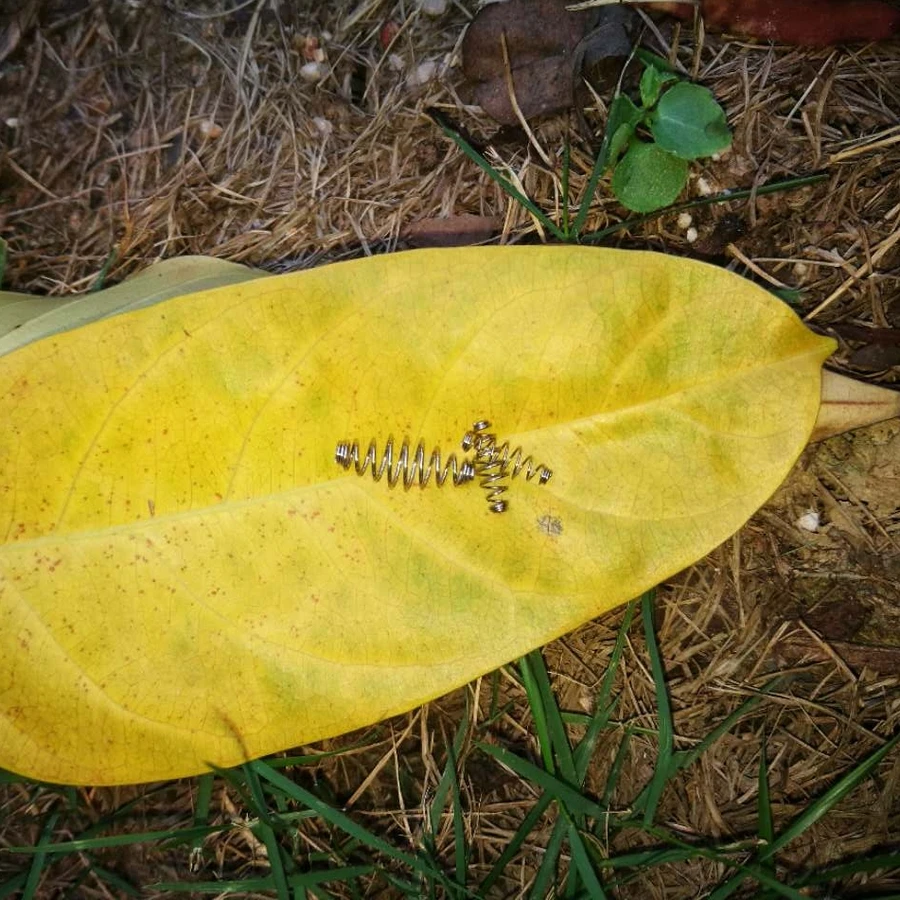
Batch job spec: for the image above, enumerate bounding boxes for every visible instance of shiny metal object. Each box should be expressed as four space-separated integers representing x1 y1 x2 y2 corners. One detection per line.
462 419 552 513
462 420 552 512
334 437 476 489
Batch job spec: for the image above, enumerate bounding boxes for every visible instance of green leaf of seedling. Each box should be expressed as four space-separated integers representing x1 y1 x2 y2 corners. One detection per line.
604 95 643 171
650 82 732 160
571 95 642 234
640 65 677 109
635 48 679 74
611 142 689 213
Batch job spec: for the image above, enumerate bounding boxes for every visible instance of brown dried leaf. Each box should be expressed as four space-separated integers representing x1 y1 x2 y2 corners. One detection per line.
461 0 633 125
403 215 501 248
810 370 900 442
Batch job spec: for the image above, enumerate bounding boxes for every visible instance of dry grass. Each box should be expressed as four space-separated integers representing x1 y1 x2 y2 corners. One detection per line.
1 1 899 897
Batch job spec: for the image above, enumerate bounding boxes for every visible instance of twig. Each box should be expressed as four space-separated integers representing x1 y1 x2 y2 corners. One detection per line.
805 226 900 321
500 32 553 169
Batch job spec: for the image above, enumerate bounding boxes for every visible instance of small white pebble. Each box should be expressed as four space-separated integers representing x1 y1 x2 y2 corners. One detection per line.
198 119 222 138
796 510 820 532
677 212 693 230
300 61 328 83
419 0 448 15
407 59 437 87
387 52 405 72
695 176 713 196
685 227 698 243
4 117 20 128
312 116 332 137
793 261 810 279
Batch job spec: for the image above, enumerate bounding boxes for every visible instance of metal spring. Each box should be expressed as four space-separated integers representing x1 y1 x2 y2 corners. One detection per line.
465 421 509 513
461 420 553 513
488 440 553 485
334 437 476 490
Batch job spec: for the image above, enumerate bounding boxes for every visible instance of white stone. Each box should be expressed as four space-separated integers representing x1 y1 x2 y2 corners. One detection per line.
312 117 333 137
407 60 437 87
419 0 448 15
300 61 328 83
796 510 820 532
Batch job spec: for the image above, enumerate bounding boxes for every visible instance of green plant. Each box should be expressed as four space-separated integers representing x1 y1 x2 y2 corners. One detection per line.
428 96 816 244
603 51 732 212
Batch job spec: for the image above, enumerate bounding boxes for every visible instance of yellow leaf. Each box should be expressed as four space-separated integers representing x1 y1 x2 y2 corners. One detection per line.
0 255 269 356
0 247 834 785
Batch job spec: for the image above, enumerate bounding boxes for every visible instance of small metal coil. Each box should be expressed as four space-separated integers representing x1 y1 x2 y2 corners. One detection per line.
476 451 510 513
462 420 514 513
487 441 553 485
334 437 476 490
462 420 553 491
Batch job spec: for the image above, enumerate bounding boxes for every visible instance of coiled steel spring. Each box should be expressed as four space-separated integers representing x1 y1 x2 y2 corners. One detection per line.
462 420 552 513
334 437 476 490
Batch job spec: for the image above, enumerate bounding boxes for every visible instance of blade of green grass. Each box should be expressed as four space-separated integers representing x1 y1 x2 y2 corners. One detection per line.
426 108 567 242
670 677 784 773
249 759 449 885
519 652 557 775
579 172 828 243
242 762 280 831
596 824 794 894
89 248 118 292
643 832 807 900
575 603 636 783
253 821 290 900
567 822 608 899
446 741 468 887
5 823 235 854
428 706 470 836
477 793 554 894
189 773 215 870
21 811 59 900
764 731 900 860
0 875 27 899
758 732 775 876
572 91 644 236
796 851 900 885
521 650 579 787
529 812 569 899
477 742 611 822
708 730 900 900
480 605 637 895
638 589 673 827
600 726 634 818
620 676 785 828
